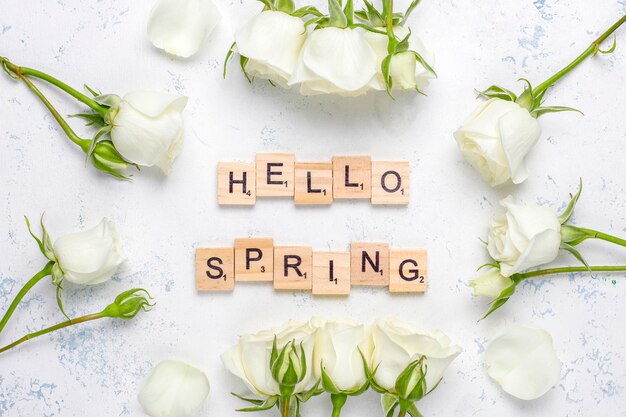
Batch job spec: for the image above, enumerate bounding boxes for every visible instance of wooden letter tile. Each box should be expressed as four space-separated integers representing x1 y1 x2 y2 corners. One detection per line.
389 249 427 293
256 153 295 197
371 161 409 205
332 156 371 199
273 246 313 290
294 162 333 205
350 242 390 286
234 238 274 281
312 252 351 295
218 162 256 205
195 248 235 291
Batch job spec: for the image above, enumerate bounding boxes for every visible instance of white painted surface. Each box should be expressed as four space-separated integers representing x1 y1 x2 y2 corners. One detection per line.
1 0 625 416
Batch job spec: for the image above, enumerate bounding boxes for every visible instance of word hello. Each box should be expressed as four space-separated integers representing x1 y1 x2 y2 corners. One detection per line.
195 238 427 294
217 154 409 205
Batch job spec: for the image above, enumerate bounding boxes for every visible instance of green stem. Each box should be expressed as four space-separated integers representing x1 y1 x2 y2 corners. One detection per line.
1 58 91 152
398 411 406 417
384 0 394 40
0 261 54 336
577 227 626 247
330 393 347 417
281 397 290 417
1 57 107 117
533 14 626 96
0 312 104 354
519 265 626 280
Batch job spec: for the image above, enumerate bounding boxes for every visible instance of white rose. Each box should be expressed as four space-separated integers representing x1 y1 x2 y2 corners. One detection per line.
221 320 318 397
147 0 221 58
109 91 188 174
364 27 435 92
371 318 462 393
138 360 211 417
235 11 307 87
289 27 378 96
470 268 515 298
311 317 373 392
485 324 561 400
53 218 126 285
454 98 541 187
488 196 561 277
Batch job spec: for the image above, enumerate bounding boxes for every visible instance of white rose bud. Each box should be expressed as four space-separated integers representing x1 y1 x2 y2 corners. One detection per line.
454 98 541 187
235 11 307 87
371 318 462 394
364 26 435 92
148 0 221 58
289 27 378 96
109 91 188 174
53 218 126 285
487 196 561 277
138 360 211 417
221 320 317 397
311 317 373 393
470 268 515 298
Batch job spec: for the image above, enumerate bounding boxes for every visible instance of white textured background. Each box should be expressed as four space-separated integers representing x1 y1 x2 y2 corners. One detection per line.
1 0 626 416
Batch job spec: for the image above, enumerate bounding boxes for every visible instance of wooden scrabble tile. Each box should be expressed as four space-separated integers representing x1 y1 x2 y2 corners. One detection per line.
218 162 256 205
195 248 235 291
332 156 371 199
273 246 313 290
256 153 295 197
389 249 428 293
350 242 390 286
312 252 351 295
234 238 274 281
294 162 333 205
371 161 409 205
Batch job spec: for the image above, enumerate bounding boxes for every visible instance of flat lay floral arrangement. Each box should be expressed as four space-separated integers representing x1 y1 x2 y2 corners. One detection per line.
1 1 625 417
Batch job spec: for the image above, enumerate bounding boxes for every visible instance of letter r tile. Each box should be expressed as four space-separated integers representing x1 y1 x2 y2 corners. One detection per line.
273 246 313 290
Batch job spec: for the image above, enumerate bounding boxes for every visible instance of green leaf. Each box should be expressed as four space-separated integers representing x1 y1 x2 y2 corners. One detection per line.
55 281 70 320
560 242 592 272
558 179 583 224
401 0 422 24
382 54 393 97
328 0 348 28
406 403 425 417
595 36 617 55
321 364 341 394
276 0 294 13
411 50 436 77
531 105 584 118
292 6 323 18
240 55 252 83
343 0 354 25
235 395 278 412
24 215 46 256
69 112 106 127
223 42 236 79
480 281 518 320
382 393 399 417
84 84 101 97
231 392 266 406
477 85 517 102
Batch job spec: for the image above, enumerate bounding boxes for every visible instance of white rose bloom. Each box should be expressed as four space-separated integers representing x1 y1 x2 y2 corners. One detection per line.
364 26 435 92
488 196 561 277
485 324 561 400
110 91 188 174
311 317 373 392
371 318 462 393
289 27 378 96
235 11 307 87
148 0 221 58
53 218 126 285
221 320 318 397
454 98 541 187
138 360 211 417
470 268 515 298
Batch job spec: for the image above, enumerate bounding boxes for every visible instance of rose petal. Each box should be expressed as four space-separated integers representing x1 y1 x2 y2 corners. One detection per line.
499 108 541 184
148 0 221 58
138 360 210 417
486 325 561 400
